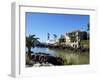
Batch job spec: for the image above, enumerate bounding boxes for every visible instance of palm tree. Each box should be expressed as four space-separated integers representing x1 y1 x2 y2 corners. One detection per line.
87 23 90 39
59 35 66 44
47 33 50 40
87 23 90 31
53 34 57 41
26 34 39 58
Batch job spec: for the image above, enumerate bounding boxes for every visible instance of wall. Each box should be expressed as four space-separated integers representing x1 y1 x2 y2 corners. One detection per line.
0 0 99 80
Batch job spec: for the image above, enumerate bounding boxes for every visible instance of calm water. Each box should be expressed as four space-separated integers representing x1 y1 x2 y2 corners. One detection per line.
32 47 89 64
32 47 57 56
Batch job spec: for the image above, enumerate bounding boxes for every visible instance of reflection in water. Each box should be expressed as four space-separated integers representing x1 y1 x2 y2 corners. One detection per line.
32 47 57 56
32 47 89 64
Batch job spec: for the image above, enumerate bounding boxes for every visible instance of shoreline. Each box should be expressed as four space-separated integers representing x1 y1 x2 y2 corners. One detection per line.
26 52 64 67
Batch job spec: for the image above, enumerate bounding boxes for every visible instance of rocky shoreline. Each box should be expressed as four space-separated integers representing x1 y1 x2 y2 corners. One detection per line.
26 52 64 67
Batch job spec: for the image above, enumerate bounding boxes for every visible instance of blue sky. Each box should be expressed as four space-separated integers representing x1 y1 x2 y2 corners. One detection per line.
26 12 89 42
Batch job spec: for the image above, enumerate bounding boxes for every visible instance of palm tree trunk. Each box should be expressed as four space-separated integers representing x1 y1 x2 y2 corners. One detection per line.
28 47 32 59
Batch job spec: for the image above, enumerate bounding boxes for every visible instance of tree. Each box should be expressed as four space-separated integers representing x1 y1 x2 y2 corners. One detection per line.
47 33 50 40
59 35 66 44
26 34 39 58
87 23 90 31
87 23 90 39
53 34 57 41
80 31 87 40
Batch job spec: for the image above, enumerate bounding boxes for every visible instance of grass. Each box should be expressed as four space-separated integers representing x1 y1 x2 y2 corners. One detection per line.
55 49 89 65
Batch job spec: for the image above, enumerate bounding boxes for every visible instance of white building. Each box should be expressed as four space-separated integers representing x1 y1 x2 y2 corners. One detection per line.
46 40 55 44
46 30 81 48
64 30 81 48
64 33 71 46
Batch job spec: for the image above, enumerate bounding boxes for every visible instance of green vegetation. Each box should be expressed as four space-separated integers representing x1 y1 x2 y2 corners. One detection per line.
55 49 89 65
59 35 66 44
87 22 90 31
80 40 89 48
53 34 57 41
26 34 39 59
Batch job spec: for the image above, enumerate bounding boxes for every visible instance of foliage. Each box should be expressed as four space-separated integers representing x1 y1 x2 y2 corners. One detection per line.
26 34 39 53
80 40 89 48
59 35 66 44
79 31 87 40
47 33 50 40
87 23 90 31
53 34 57 41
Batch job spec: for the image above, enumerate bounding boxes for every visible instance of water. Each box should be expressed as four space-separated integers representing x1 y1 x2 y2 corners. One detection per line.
32 47 57 56
32 47 89 65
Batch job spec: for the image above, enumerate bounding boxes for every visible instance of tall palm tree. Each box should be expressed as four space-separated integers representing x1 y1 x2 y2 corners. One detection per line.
59 35 66 44
26 34 39 58
53 34 57 41
87 23 90 31
87 23 90 39
47 33 50 40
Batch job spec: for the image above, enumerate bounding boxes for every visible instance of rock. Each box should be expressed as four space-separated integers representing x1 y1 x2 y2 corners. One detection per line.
47 56 64 65
33 62 41 67
41 62 54 66
30 52 64 66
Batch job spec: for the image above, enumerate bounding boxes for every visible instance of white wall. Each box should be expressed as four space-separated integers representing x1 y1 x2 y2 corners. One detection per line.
0 0 100 80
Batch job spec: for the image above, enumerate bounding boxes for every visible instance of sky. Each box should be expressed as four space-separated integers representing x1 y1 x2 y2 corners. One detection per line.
26 12 89 42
